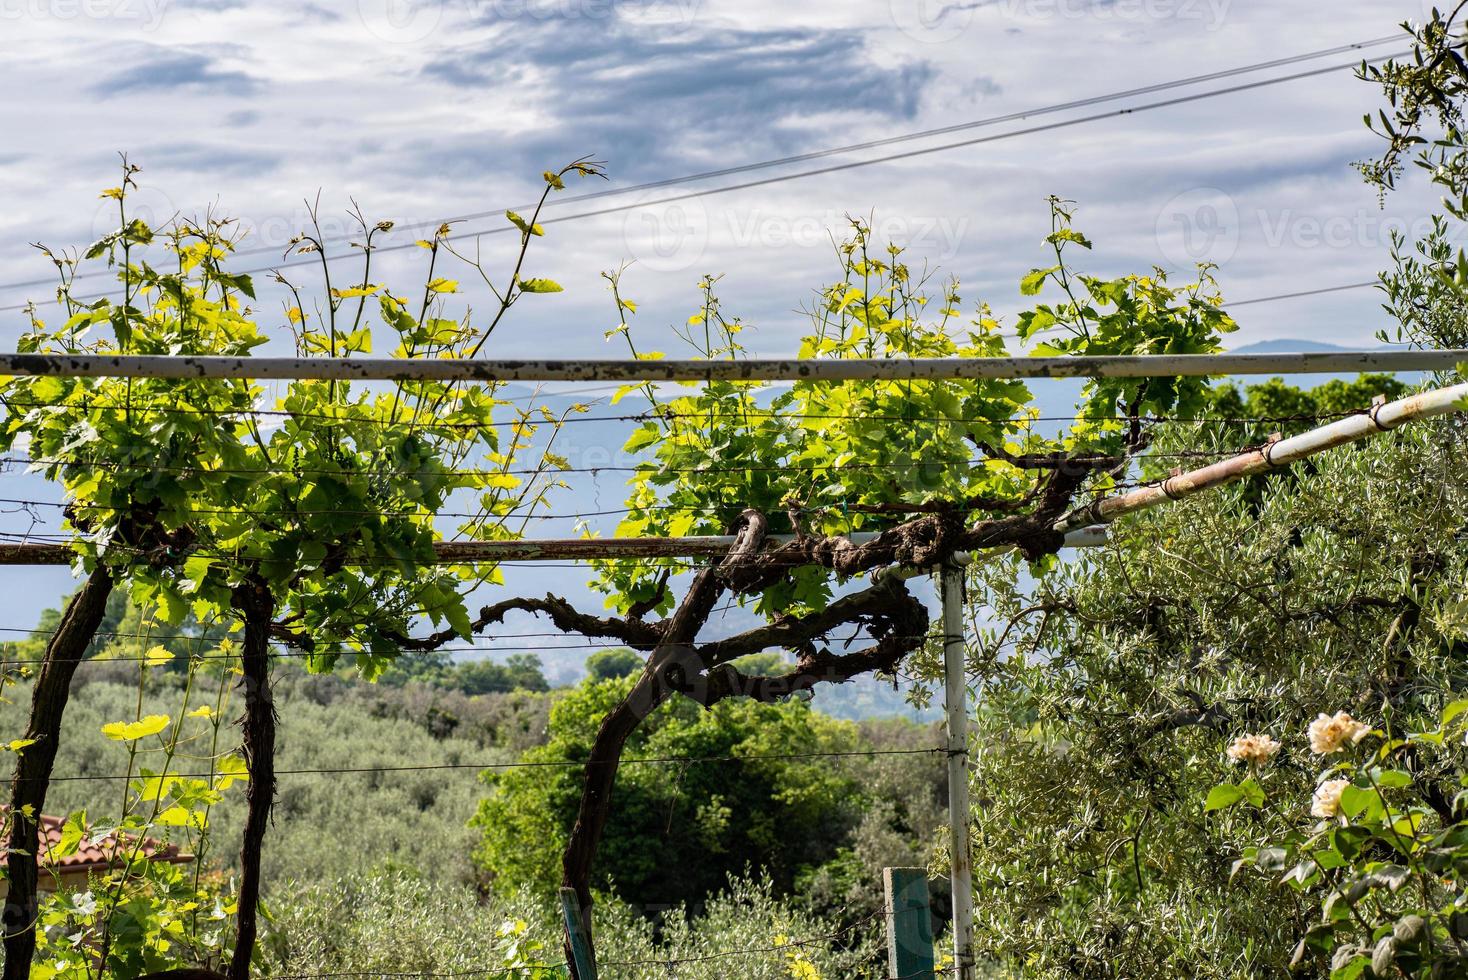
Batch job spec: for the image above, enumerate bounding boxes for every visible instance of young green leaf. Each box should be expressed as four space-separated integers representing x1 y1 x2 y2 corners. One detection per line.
101 714 170 742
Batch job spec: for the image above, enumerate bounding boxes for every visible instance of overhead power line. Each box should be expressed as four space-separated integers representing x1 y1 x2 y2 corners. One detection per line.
0 45 1403 315
0 36 1398 296
1231 279 1379 306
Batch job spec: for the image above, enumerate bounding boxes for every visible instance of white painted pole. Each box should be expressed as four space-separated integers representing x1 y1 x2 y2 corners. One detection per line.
937 556 977 980
0 350 1462 383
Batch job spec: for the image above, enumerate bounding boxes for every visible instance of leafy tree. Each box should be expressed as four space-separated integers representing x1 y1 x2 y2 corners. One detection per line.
381 651 549 694
951 19 1468 970
584 647 643 682
1205 373 1410 434
473 675 869 910
452 655 550 695
961 402 1466 977
1359 7 1468 358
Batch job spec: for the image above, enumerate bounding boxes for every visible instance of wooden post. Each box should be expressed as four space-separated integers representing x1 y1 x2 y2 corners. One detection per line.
884 868 936 980
559 888 597 980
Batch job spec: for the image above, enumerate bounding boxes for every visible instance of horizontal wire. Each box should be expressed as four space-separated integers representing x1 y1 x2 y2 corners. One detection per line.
1230 279 1378 307
0 551 872 570
0 625 633 642
0 442 1270 479
0 474 1150 525
31 747 943 784
0 396 640 431
0 395 1387 427
0 633 944 667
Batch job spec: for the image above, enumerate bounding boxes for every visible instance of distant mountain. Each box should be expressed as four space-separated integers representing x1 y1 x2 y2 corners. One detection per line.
1232 339 1356 353
1228 338 1419 387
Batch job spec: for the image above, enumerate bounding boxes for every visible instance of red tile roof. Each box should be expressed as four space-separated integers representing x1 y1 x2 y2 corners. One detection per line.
10 812 192 875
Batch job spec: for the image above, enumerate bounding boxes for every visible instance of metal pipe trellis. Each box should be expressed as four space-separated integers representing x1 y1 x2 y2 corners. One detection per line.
0 349 1462 382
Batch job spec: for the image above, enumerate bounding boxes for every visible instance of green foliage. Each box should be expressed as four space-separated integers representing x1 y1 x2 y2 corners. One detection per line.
1380 216 1468 355
1226 701 1468 978
1206 373 1411 433
261 869 882 979
6 159 603 676
2 157 607 971
595 204 1236 617
1357 12 1468 361
1358 9 1468 213
258 871 564 978
380 649 550 694
585 647 644 681
475 677 890 910
24 670 508 891
963 414 1468 978
6 165 1241 974
31 654 247 978
1017 198 1235 431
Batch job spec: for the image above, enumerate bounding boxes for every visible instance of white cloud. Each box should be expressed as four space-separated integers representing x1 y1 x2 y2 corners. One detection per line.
0 0 1437 356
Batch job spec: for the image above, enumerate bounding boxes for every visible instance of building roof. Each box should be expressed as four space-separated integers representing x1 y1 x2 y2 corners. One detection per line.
17 812 193 876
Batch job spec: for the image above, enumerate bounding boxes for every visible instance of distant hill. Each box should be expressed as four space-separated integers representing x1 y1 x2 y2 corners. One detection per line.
1229 338 1420 388
1232 339 1356 353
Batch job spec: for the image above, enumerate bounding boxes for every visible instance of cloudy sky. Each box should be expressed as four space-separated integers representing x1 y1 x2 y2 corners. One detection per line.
0 0 1444 357
0 0 1447 674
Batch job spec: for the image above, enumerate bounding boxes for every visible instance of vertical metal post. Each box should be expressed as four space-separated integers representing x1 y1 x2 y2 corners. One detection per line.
884 867 936 979
559 888 598 980
937 558 976 979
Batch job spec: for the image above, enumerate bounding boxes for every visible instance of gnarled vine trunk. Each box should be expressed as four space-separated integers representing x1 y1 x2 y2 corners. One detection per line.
550 489 1091 977
228 579 276 980
2 571 113 980
557 515 767 975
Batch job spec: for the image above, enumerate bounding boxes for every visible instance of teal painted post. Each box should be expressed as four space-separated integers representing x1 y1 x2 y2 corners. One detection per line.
559 888 598 980
884 867 936 980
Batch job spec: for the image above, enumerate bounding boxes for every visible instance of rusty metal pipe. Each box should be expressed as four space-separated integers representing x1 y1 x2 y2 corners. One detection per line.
0 527 1107 567
0 351 1463 383
1059 380 1468 531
